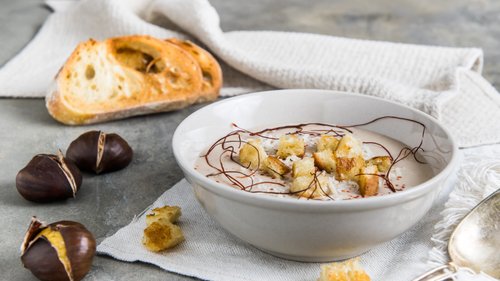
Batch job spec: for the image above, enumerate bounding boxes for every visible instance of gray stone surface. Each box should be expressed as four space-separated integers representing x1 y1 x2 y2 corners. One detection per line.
1 0 499 280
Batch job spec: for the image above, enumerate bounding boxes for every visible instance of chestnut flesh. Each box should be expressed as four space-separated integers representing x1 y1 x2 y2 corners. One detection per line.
16 152 82 203
21 217 96 281
66 131 133 174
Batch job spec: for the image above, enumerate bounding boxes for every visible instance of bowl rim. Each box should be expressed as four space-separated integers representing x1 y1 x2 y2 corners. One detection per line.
173 89 459 211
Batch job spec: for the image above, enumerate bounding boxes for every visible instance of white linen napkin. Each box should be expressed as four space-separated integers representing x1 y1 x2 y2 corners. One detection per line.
1 0 500 147
96 146 500 281
429 146 500 281
97 178 441 281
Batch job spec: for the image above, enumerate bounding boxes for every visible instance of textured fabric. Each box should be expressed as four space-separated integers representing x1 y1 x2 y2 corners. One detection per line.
97 146 499 281
429 146 500 280
1 0 500 147
97 178 445 281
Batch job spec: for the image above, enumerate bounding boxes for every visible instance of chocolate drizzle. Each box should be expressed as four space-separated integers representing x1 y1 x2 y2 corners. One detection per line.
201 116 427 200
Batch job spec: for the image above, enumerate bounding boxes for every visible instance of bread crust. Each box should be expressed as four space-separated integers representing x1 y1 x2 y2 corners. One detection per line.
166 38 222 102
46 35 221 125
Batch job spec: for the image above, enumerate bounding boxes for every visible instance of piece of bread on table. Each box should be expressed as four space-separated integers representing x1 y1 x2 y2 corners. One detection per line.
46 35 221 125
166 38 222 102
318 258 371 281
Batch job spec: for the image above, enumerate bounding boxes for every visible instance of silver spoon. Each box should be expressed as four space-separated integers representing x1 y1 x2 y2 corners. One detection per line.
413 189 500 281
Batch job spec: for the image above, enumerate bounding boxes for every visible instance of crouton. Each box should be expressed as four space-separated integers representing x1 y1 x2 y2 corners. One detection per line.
239 139 267 169
276 135 305 159
366 156 392 173
263 156 290 179
146 205 182 225
142 222 185 252
313 149 336 173
336 157 365 181
143 205 185 252
317 135 340 152
290 173 330 199
318 257 371 281
335 134 365 181
335 133 363 158
292 157 315 178
358 165 379 197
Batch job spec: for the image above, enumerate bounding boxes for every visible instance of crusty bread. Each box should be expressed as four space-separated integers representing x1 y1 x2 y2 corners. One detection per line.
166 38 222 101
46 35 221 125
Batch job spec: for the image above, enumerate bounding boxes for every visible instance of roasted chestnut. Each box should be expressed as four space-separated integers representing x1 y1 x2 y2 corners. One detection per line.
21 217 96 281
16 151 82 203
66 131 133 174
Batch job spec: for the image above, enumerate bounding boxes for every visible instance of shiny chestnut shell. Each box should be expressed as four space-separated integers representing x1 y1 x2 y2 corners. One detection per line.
21 218 96 281
16 153 82 203
66 131 133 174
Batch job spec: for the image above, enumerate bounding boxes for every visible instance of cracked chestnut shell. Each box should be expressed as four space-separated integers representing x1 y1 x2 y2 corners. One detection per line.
16 152 82 203
21 217 96 281
66 131 133 174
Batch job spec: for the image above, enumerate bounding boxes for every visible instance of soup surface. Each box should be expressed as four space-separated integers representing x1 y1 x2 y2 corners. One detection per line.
195 122 433 200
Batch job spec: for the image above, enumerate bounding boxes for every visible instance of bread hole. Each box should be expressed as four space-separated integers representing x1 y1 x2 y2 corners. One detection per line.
168 75 178 84
202 71 213 85
85 65 95 80
91 84 97 90
115 47 164 74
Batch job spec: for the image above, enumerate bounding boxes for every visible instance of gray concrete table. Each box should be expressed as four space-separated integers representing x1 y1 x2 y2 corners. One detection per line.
1 0 499 280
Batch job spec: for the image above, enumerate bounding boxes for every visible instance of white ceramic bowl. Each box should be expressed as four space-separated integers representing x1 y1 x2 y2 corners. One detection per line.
172 89 458 262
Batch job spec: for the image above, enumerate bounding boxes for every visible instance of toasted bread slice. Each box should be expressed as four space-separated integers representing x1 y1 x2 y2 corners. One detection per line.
166 38 222 101
46 35 219 125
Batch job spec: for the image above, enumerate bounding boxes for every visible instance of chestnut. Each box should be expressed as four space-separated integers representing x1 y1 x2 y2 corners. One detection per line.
21 217 96 281
66 131 133 174
16 151 82 203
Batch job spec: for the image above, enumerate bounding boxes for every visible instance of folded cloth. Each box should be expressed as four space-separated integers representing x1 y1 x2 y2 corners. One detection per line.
97 178 443 281
97 146 500 281
429 146 500 280
1 0 500 147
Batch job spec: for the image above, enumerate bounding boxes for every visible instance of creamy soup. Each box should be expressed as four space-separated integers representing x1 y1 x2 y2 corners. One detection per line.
195 121 433 201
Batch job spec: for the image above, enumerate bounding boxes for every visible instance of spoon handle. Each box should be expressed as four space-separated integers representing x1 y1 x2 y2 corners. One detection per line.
412 263 459 281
